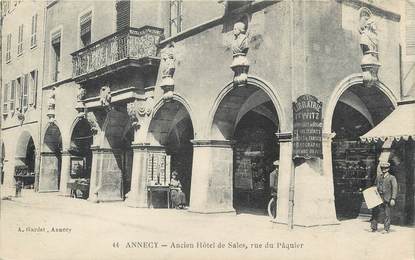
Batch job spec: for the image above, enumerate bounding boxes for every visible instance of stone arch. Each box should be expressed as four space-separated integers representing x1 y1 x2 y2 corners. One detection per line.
323 73 397 134
147 94 195 205
323 74 398 219
207 76 287 139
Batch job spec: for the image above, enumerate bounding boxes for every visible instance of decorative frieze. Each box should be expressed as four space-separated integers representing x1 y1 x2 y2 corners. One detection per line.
359 8 380 87
231 21 250 87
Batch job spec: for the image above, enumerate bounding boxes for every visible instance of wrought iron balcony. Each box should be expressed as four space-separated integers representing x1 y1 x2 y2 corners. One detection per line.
71 26 164 83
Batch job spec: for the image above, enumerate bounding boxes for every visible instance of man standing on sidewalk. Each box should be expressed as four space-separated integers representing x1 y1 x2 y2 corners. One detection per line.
370 162 398 233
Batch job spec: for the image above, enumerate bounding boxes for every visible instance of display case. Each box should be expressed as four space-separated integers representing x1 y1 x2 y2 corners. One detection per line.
332 140 377 217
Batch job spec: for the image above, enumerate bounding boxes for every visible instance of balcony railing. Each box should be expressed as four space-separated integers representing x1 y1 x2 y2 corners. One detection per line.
71 26 164 82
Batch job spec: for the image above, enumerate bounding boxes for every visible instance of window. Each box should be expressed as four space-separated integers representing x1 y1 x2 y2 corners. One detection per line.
116 0 130 31
29 70 38 107
2 1 10 16
17 24 24 56
80 11 92 47
169 0 183 36
6 34 12 62
10 80 16 112
31 13 38 48
16 77 22 112
51 31 61 82
406 1 415 55
22 74 29 110
3 83 10 115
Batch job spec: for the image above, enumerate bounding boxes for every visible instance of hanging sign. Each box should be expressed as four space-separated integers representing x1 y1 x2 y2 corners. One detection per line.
292 94 323 159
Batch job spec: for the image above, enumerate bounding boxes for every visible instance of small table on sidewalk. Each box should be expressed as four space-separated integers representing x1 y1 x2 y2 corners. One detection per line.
147 185 170 209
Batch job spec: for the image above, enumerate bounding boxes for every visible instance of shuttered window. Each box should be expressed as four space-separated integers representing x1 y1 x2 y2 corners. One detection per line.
10 80 16 112
16 77 22 112
51 31 61 82
31 13 38 48
3 83 10 114
407 1 415 55
80 11 92 47
17 24 24 56
116 0 130 31
29 70 38 107
6 34 11 62
169 0 183 36
22 74 29 110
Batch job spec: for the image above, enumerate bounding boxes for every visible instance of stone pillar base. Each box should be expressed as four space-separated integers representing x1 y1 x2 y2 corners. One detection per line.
189 140 235 214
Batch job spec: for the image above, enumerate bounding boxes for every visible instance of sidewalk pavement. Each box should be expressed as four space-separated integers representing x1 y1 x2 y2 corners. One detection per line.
1 189 414 260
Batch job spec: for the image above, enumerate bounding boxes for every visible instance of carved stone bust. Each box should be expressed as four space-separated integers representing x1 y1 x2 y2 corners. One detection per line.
231 22 249 57
99 86 111 108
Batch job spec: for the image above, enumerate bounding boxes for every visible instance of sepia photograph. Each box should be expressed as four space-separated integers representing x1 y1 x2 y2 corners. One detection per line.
0 0 414 259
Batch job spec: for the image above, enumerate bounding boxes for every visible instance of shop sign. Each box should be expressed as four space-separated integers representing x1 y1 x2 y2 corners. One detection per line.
292 94 323 159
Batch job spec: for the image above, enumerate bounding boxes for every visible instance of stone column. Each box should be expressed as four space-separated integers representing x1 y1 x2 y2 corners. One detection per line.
38 152 60 192
1 157 15 197
87 147 124 202
126 144 164 208
59 150 71 196
188 140 235 214
275 133 294 224
290 133 338 226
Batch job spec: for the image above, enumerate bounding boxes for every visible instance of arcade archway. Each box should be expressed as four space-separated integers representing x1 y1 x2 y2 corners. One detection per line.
147 100 194 207
211 84 280 214
330 84 395 218
15 131 36 189
40 123 62 192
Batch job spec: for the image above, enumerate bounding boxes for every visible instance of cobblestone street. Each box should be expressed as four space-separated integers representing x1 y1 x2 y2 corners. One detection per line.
0 190 414 260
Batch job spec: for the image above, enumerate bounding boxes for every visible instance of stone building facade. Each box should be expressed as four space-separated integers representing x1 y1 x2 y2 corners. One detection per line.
1 0 413 227
1 0 46 195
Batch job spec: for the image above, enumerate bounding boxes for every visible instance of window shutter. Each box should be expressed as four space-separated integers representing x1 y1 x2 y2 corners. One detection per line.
16 78 22 111
10 80 16 112
116 0 130 31
3 83 9 114
80 11 92 37
29 70 38 107
51 31 61 45
406 1 415 55
23 74 29 109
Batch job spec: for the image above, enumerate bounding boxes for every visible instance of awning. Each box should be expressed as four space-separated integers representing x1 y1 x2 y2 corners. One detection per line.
360 102 415 142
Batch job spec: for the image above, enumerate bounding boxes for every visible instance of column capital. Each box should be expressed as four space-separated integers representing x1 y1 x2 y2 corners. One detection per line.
61 150 71 156
190 139 236 148
275 132 292 142
131 143 165 151
322 132 336 141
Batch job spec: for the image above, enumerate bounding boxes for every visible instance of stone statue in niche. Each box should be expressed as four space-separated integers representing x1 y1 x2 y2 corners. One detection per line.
359 9 380 87
230 21 250 86
160 43 176 100
99 86 111 108
47 87 56 122
75 86 86 112
77 86 86 101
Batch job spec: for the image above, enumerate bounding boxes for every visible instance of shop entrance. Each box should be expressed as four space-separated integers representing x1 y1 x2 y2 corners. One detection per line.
15 132 36 189
211 85 280 215
147 100 194 207
331 84 394 219
69 117 93 198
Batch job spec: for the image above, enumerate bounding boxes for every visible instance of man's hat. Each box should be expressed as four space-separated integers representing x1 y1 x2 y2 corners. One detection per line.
380 162 390 168
273 160 279 166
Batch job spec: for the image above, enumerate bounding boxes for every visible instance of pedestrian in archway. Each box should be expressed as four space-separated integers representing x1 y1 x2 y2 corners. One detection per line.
170 170 186 209
370 162 398 233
